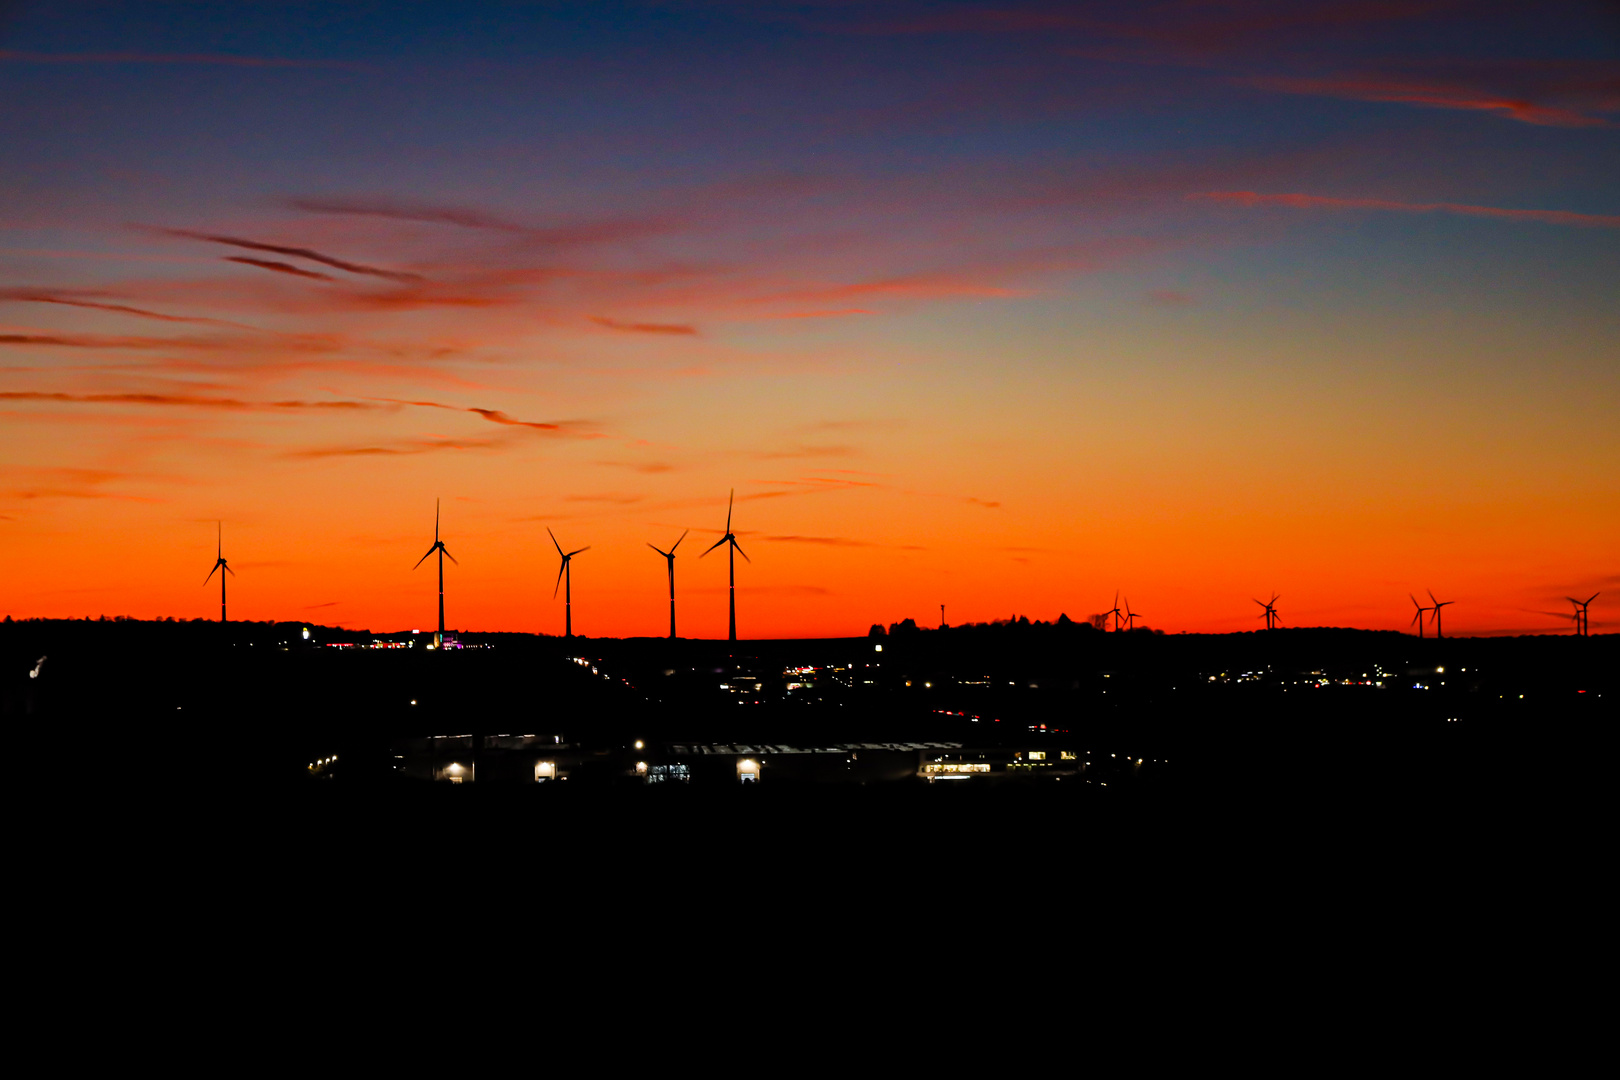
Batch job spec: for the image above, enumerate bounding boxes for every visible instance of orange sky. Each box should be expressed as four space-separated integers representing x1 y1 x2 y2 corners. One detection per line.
2 3 1616 636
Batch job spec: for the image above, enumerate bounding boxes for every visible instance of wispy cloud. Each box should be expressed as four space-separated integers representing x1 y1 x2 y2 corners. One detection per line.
287 196 676 247
1191 191 1620 229
284 437 499 459
1250 71 1617 128
765 535 875 547
225 256 335 281
0 289 255 328
373 397 601 436
159 228 422 281
0 390 380 411
590 316 699 336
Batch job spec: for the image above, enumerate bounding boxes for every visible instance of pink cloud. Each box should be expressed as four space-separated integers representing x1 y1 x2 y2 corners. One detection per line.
1252 74 1612 127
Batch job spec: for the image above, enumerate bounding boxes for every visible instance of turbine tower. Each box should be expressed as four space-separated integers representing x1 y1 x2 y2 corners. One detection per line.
1104 591 1124 632
413 499 457 648
1409 594 1431 639
1428 590 1453 639
1567 592 1598 637
647 529 688 639
549 527 589 638
701 489 750 643
1254 593 1281 630
203 521 234 622
1124 598 1142 631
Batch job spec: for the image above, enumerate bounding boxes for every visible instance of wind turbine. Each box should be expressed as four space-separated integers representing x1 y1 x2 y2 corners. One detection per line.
1124 598 1142 631
549 527 589 638
1428 590 1453 639
701 489 749 642
1254 594 1280 630
647 529 688 639
1409 594 1431 639
1567 592 1598 637
1104 591 1124 632
203 521 234 622
413 499 457 648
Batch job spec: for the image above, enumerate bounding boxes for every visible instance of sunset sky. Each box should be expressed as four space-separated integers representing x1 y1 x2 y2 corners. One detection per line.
2 1 1615 637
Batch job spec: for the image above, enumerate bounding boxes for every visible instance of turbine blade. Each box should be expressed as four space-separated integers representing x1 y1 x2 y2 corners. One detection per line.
569 546 590 557
1587 593 1600 604
1254 598 1266 608
727 488 734 534
548 526 564 557
225 564 236 577
442 546 458 566
700 537 727 557
648 543 668 557
435 498 441 542
1428 589 1438 605
413 547 435 569
732 537 750 563
554 561 566 598
672 528 689 552
205 564 219 584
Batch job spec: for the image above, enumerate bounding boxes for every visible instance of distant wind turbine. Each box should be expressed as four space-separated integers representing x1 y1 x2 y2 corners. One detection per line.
549 527 589 639
1104 591 1124 632
701 489 750 642
1254 593 1280 630
1567 592 1598 637
203 521 234 622
413 499 457 648
1428 590 1453 639
1409 594 1431 639
1124 598 1142 631
647 529 688 639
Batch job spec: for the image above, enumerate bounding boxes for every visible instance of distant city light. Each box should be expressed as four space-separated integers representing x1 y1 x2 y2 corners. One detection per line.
874 644 883 652
634 740 644 750
301 627 310 640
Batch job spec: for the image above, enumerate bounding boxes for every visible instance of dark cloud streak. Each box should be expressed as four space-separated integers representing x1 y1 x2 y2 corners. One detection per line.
163 229 421 281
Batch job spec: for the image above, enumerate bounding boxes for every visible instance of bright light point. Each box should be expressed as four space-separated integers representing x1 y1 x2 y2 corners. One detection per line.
874 644 883 652
301 628 310 640
634 740 644 750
